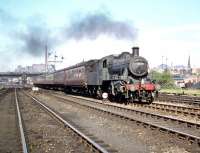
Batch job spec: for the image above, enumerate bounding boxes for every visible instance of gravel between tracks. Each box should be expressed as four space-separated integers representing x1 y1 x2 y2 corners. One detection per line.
0 90 21 153
112 102 200 124
58 93 200 125
31 91 200 153
18 91 88 153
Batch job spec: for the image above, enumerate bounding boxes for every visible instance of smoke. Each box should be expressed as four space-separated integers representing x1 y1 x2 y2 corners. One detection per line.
19 26 47 56
17 12 138 57
0 8 52 57
17 25 54 56
1 9 138 58
66 12 137 40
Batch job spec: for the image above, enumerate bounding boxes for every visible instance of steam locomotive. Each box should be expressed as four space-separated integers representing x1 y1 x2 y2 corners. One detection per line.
33 47 157 103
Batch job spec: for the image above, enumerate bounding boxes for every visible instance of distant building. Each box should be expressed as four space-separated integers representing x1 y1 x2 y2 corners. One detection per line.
151 55 200 88
172 75 185 88
15 64 55 73
170 65 187 76
152 64 169 73
192 68 200 74
184 75 200 88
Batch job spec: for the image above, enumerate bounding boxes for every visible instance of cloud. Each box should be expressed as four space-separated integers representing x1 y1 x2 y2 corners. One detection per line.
55 36 134 69
0 8 18 25
138 24 200 68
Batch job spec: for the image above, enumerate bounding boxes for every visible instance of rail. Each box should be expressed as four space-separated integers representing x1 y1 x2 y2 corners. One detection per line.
51 94 200 145
25 92 109 153
132 102 200 118
15 89 29 153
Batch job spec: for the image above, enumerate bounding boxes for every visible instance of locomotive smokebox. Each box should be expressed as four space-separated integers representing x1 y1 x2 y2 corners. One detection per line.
132 47 139 57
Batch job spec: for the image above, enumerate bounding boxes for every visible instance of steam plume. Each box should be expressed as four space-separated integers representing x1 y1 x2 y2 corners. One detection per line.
2 10 138 57
17 25 54 57
66 12 137 40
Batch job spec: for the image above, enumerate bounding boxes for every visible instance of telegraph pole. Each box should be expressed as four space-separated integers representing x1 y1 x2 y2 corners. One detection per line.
45 45 63 72
48 51 64 70
45 45 48 74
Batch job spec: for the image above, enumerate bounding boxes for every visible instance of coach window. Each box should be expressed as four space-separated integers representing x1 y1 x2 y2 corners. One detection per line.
103 60 107 68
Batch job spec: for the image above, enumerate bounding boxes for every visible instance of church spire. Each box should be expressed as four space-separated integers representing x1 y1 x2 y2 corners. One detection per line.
187 55 192 75
188 55 191 69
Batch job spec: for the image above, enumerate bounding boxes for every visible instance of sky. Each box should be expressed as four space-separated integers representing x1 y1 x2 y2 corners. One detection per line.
0 0 200 71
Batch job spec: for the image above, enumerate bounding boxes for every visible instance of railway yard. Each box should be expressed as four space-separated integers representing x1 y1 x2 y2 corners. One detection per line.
0 88 199 153
1 0 200 153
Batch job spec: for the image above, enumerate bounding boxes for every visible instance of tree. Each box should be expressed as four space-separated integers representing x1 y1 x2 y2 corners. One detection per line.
150 70 175 88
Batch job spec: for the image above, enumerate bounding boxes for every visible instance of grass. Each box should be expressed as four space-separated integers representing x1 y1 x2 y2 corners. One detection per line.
160 88 200 96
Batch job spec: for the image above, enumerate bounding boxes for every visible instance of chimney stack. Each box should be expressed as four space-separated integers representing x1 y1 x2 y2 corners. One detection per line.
132 47 139 57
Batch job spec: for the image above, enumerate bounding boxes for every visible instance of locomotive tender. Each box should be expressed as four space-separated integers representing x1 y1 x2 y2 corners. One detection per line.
33 47 156 103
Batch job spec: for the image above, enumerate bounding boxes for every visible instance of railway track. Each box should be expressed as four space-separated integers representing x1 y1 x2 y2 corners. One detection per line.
47 93 200 146
15 89 29 153
157 93 200 107
51 91 200 118
131 102 200 118
0 89 28 153
23 91 110 153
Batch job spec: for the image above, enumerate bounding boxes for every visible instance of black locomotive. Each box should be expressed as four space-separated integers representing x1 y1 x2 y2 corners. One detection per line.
33 47 156 103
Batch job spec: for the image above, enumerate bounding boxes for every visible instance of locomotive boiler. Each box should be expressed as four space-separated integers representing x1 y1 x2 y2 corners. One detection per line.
33 47 156 103
108 47 148 78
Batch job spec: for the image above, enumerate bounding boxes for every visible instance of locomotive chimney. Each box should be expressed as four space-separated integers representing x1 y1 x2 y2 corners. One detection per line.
132 47 139 57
